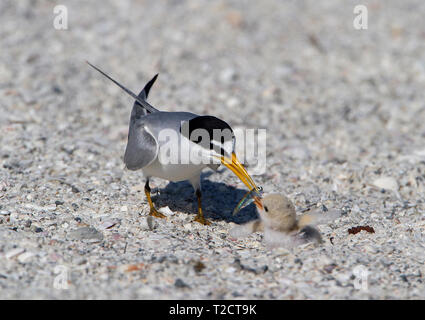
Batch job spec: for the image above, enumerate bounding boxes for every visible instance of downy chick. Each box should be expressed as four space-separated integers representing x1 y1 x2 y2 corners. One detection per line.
229 193 338 248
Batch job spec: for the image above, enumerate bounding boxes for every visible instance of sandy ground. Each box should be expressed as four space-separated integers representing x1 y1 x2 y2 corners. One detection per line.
0 0 424 299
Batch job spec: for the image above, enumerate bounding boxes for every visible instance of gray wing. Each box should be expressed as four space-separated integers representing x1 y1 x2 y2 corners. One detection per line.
124 111 199 170
141 111 199 138
124 121 158 170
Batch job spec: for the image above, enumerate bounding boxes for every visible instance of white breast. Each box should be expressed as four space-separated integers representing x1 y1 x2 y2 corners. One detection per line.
142 157 207 182
142 132 221 182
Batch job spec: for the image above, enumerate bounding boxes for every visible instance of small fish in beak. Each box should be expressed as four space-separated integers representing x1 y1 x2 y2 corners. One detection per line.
217 152 263 214
232 186 263 215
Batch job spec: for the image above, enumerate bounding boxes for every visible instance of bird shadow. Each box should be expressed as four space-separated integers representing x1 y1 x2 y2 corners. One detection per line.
151 171 258 224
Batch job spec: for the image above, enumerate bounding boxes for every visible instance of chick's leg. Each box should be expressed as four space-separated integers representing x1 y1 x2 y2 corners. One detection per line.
145 179 166 218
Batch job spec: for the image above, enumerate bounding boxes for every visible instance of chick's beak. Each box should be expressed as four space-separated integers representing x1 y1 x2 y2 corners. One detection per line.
220 152 259 192
253 196 263 210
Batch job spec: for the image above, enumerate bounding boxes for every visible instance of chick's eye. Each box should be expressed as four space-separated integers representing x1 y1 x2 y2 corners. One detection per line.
264 206 269 212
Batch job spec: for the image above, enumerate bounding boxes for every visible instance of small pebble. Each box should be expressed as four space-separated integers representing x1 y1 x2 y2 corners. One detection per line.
68 227 104 241
174 278 190 288
17 252 35 263
373 177 398 192
158 206 174 216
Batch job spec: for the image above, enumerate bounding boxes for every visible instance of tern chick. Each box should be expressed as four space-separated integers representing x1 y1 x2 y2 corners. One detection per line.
230 194 338 248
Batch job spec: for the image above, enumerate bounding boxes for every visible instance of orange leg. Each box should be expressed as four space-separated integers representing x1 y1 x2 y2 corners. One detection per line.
144 180 166 219
193 189 210 225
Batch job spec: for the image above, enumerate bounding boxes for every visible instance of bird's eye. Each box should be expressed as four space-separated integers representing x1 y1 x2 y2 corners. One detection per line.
264 206 269 212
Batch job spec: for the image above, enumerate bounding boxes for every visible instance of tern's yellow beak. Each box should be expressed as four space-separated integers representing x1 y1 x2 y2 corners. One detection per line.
219 152 259 193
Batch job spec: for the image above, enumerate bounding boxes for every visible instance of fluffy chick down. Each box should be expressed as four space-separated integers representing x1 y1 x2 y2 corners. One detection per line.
229 194 339 248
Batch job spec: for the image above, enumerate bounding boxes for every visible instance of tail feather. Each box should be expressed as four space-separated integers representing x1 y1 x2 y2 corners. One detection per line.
134 74 158 115
139 74 158 100
86 61 159 113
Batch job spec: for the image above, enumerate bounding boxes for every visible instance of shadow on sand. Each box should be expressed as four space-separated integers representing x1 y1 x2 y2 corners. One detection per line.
151 171 258 224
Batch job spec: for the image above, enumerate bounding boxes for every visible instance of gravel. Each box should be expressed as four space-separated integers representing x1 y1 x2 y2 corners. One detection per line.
1 0 424 299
